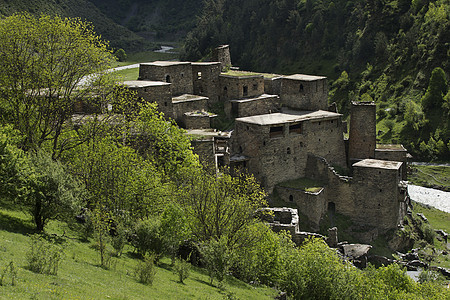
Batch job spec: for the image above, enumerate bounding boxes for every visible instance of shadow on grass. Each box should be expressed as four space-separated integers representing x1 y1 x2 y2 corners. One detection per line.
0 210 35 235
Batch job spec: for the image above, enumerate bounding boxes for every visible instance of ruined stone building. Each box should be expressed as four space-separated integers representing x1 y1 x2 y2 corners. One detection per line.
116 45 410 243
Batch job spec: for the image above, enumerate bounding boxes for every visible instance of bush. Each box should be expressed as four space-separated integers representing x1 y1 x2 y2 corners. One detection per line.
135 253 157 285
421 223 435 244
132 218 164 260
201 236 230 285
173 258 191 284
26 235 64 275
0 261 17 286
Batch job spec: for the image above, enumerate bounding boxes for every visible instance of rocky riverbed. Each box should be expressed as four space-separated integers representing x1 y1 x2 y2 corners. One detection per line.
408 184 450 213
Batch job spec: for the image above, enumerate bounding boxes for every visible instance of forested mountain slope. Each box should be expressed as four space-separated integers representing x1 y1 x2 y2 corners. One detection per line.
90 0 204 41
0 0 146 51
184 0 450 160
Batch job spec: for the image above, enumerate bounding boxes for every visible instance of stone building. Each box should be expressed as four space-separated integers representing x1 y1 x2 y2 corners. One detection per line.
115 45 410 243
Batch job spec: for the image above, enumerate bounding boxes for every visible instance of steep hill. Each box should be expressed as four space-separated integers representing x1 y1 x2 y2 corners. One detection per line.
0 0 147 51
183 0 450 160
90 0 204 41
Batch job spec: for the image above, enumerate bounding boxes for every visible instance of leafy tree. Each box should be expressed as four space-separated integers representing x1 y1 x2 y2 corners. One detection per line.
421 67 448 114
180 170 267 248
114 48 127 62
0 13 117 158
25 150 84 231
201 236 231 285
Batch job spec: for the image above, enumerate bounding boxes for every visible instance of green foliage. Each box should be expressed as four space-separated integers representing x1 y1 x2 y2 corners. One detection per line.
181 169 267 247
132 218 164 259
160 202 191 262
421 67 448 114
135 253 157 285
0 13 118 158
201 236 231 285
114 48 127 62
24 150 84 231
0 261 17 286
26 235 64 275
173 258 191 284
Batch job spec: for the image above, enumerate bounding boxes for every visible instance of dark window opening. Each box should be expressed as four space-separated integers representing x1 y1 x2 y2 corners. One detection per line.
263 141 266 146
252 83 258 90
299 84 304 92
331 120 334 123
269 126 283 138
287 147 291 154
181 73 184 78
300 142 304 147
231 102 238 116
246 126 249 130
164 102 168 106
239 146 243 153
289 195 294 202
328 202 336 215
165 75 171 83
318 122 321 125
223 86 228 96
379 189 382 192
289 123 303 134
243 86 248 97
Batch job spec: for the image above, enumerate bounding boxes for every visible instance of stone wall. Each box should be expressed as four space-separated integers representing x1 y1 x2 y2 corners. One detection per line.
191 138 216 169
192 62 222 103
224 94 281 118
183 112 213 129
219 75 265 101
279 76 328 111
212 45 231 71
275 186 327 231
123 81 173 118
375 145 408 180
233 113 346 193
264 77 282 95
172 96 209 125
138 62 193 96
348 102 376 162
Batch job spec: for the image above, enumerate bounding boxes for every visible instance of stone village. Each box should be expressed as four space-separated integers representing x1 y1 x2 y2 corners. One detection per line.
77 45 412 246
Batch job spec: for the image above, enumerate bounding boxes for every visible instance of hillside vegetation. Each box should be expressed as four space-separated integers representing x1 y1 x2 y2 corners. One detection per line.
184 0 450 160
0 0 146 51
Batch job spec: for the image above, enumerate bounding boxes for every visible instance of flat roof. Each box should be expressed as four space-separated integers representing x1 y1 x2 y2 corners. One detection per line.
122 80 169 88
172 94 208 103
235 110 341 126
283 74 326 81
186 129 231 138
140 61 191 67
192 62 221 66
376 144 407 151
353 159 402 170
229 94 278 103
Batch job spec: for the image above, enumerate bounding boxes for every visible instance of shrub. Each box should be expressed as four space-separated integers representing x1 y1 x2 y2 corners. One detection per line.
111 222 127 257
0 261 17 286
132 218 164 260
135 253 157 285
201 236 230 285
26 235 64 275
421 223 435 244
173 258 191 284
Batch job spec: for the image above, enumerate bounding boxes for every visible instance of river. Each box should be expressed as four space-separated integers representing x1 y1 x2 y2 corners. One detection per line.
408 184 450 213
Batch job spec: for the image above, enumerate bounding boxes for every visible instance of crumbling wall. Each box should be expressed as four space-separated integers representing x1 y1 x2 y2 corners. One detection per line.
192 62 222 103
127 83 173 118
172 96 208 125
212 45 231 71
191 138 216 169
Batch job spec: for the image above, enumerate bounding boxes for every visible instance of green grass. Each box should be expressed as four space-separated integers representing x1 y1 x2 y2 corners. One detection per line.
115 68 139 81
277 177 323 193
111 49 180 68
409 165 450 191
413 202 450 236
0 206 277 299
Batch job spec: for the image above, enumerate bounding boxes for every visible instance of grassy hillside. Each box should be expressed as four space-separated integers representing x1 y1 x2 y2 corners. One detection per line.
0 0 148 51
0 206 277 299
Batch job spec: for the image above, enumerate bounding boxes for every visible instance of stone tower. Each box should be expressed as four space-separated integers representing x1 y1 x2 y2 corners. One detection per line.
212 45 232 71
348 101 376 162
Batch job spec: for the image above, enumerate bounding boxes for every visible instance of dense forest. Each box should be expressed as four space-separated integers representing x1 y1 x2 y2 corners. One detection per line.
184 0 450 160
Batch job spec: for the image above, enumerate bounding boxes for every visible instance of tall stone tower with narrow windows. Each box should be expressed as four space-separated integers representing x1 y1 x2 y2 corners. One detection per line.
348 101 377 163
212 45 232 71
